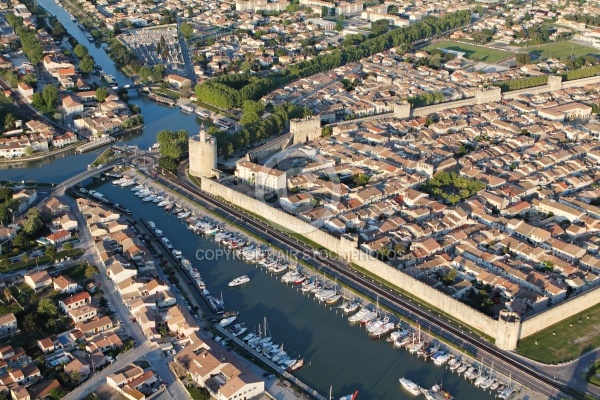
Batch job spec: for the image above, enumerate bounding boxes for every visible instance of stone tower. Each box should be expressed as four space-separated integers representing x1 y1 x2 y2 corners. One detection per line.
495 309 521 350
290 116 321 144
189 123 217 178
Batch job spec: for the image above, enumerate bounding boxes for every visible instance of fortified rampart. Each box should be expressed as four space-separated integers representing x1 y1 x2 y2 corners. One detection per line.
200 179 516 348
247 133 294 163
520 286 600 340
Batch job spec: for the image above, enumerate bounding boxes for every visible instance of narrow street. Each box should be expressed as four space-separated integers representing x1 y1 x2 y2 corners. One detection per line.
61 194 191 400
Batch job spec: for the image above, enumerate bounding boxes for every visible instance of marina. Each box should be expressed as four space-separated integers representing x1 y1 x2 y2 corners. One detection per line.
84 172 501 399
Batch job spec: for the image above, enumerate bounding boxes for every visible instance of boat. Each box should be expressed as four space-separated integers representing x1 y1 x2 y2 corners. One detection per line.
288 358 305 372
422 384 454 400
195 109 210 118
348 307 370 324
370 320 395 339
399 378 421 396
181 104 195 113
339 391 358 400
340 298 360 314
325 293 342 304
456 364 468 374
219 314 237 327
228 275 250 287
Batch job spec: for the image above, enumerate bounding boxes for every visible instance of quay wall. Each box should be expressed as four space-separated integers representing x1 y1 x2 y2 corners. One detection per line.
520 286 600 340
200 179 512 348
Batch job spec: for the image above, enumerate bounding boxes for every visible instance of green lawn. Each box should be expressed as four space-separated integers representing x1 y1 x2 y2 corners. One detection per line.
424 40 514 63
516 302 600 364
527 42 598 60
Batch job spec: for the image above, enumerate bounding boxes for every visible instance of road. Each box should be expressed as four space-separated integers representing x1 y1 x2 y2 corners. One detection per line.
62 194 190 400
177 18 197 85
130 162 591 400
0 77 67 134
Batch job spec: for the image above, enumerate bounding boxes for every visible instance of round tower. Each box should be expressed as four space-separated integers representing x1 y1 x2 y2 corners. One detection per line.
189 123 217 178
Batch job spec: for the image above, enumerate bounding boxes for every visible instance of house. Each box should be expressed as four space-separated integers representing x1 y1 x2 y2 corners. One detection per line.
106 364 144 389
64 357 90 379
12 189 37 214
165 74 192 89
235 161 287 193
174 337 265 400
53 275 79 294
75 316 113 336
46 230 72 245
61 94 84 115
59 292 91 313
0 314 19 339
107 263 138 284
24 271 52 291
37 337 56 353
85 333 122 354
52 132 78 148
68 305 98 323
27 379 62 400
17 82 33 101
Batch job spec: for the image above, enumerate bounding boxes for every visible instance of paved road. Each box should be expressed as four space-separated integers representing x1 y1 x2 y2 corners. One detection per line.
177 18 196 85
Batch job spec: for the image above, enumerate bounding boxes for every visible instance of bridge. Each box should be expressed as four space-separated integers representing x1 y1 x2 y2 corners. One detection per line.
112 83 160 91
52 153 136 195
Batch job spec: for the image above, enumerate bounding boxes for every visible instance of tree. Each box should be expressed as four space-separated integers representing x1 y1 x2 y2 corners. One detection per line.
38 298 58 317
180 22 193 40
22 313 37 333
45 246 57 259
42 84 58 110
96 87 109 103
207 36 215 46
21 254 29 263
4 113 15 131
352 173 370 186
442 268 458 284
49 387 67 400
23 208 43 235
79 55 94 73
516 53 531 67
73 44 88 59
335 18 344 32
0 188 11 202
321 126 332 137
84 264 99 279
158 156 178 172
157 129 189 160
64 242 74 250
139 66 152 82
186 385 211 400
24 146 33 156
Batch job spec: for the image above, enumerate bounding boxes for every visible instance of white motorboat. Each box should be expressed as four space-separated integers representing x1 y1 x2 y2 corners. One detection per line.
348 307 370 323
228 275 250 287
219 315 237 327
399 378 421 396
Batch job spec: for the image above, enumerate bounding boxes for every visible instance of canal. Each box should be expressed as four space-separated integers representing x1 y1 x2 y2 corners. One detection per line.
88 179 496 400
0 0 206 183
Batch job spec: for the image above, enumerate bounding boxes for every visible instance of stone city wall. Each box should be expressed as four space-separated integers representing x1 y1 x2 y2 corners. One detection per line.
519 285 600 340
200 179 515 347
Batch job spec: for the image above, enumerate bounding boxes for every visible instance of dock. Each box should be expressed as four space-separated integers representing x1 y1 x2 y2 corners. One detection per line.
148 92 176 106
76 137 115 153
214 324 327 400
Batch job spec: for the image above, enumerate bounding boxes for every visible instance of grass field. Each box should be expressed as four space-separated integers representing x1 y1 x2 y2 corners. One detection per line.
516 302 600 364
527 42 599 60
424 40 515 63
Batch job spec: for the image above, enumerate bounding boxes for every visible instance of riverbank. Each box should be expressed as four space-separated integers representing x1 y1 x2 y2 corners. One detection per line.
0 142 79 164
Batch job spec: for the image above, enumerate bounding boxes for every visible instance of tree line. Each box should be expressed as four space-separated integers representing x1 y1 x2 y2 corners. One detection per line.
564 14 600 27
195 10 472 109
6 14 43 65
562 65 600 81
407 91 445 107
494 76 548 92
208 102 308 159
